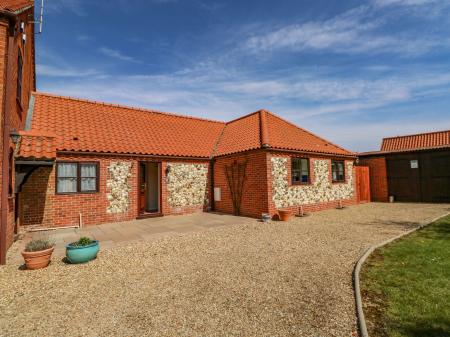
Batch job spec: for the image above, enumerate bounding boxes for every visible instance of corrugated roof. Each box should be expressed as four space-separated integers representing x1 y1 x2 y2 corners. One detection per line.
0 0 33 13
381 130 450 152
26 93 354 159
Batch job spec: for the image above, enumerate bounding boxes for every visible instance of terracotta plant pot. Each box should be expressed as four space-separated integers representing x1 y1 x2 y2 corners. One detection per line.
278 210 293 221
21 247 54 270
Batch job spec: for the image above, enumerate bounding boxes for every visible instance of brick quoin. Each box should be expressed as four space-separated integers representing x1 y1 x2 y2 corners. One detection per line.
358 156 389 202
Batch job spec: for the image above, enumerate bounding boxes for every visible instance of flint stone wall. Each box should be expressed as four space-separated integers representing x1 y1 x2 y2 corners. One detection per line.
272 157 354 209
167 163 208 207
106 162 132 214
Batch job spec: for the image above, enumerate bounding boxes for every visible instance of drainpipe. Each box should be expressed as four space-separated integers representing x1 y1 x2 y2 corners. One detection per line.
0 15 17 265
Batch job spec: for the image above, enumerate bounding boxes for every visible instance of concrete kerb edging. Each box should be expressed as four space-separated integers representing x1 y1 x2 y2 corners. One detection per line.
353 211 450 337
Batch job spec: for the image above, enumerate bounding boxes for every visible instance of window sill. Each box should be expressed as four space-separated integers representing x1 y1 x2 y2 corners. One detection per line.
56 191 99 195
332 180 346 184
291 182 311 186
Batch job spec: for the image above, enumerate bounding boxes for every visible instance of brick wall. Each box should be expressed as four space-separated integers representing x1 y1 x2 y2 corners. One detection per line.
358 156 389 202
18 154 211 228
213 150 270 218
0 7 36 254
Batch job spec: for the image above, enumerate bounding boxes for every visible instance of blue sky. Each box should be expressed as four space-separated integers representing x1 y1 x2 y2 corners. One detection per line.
36 0 450 152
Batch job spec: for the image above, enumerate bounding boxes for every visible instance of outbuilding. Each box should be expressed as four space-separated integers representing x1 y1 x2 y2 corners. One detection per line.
359 130 450 203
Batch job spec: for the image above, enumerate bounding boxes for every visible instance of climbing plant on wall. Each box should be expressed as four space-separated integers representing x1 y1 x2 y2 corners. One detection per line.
225 159 248 215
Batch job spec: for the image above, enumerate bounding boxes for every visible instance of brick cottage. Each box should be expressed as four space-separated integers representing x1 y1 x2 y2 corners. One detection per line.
0 0 359 263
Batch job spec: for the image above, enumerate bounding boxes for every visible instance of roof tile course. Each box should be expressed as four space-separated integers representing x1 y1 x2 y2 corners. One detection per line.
26 92 354 159
31 92 225 158
17 130 56 160
264 111 352 156
380 130 450 152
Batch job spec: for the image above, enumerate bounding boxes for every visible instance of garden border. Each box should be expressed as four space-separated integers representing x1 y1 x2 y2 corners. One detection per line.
353 211 450 337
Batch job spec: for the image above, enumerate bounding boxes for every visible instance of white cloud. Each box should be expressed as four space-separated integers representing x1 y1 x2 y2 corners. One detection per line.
37 64 101 78
373 0 440 7
46 0 87 16
98 47 141 63
244 5 448 56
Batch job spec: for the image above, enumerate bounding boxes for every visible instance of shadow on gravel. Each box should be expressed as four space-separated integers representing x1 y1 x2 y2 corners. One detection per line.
357 220 421 229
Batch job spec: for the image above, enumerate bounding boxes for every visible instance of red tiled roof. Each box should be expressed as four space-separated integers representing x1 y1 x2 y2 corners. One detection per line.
30 92 225 158
214 110 354 157
17 130 56 160
27 93 354 159
0 0 33 13
214 111 262 156
380 130 450 152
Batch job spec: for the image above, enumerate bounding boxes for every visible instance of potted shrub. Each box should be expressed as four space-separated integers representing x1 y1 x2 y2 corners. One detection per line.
278 209 293 221
21 239 55 270
66 237 99 264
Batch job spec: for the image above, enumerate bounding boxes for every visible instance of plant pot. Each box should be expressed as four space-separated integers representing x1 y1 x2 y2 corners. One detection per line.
261 213 271 222
21 246 54 270
66 240 99 264
278 210 293 221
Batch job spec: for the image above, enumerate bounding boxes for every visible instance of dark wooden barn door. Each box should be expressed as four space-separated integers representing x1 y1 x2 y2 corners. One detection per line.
386 154 421 202
386 150 450 202
419 151 450 202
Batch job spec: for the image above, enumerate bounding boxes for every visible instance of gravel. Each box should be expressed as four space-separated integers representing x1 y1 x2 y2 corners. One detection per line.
1 203 448 337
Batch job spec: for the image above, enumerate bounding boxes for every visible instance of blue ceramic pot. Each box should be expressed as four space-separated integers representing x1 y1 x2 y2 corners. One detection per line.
66 240 99 264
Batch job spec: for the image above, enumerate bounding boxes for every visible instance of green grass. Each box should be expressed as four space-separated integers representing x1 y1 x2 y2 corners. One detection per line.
361 215 450 337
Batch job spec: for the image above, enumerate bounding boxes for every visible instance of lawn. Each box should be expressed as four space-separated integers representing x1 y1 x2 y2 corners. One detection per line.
361 214 450 337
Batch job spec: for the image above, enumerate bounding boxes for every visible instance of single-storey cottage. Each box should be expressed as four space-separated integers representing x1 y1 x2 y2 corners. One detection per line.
0 0 361 263
16 92 358 229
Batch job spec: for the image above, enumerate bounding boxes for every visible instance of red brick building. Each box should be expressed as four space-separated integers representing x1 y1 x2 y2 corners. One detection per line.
359 130 450 203
0 0 36 264
0 0 358 264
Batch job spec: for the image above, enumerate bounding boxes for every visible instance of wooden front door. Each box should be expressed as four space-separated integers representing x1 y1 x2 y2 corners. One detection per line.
355 166 371 203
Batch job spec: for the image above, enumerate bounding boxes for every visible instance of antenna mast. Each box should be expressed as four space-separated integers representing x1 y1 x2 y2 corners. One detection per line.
30 0 45 34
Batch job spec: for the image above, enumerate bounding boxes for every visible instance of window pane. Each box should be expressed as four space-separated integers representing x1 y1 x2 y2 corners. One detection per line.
81 177 96 191
332 170 337 181
58 163 77 178
292 158 309 183
57 178 77 193
81 163 96 178
80 164 97 191
332 161 345 181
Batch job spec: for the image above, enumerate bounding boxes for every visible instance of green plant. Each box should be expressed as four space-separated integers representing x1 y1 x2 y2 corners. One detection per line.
71 236 94 247
24 239 54 252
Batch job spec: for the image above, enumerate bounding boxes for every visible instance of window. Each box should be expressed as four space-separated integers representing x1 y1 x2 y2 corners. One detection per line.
291 158 310 184
56 162 98 194
332 160 345 182
17 52 23 102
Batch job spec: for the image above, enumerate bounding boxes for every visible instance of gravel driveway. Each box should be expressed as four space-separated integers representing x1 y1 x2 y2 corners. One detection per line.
1 203 448 337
